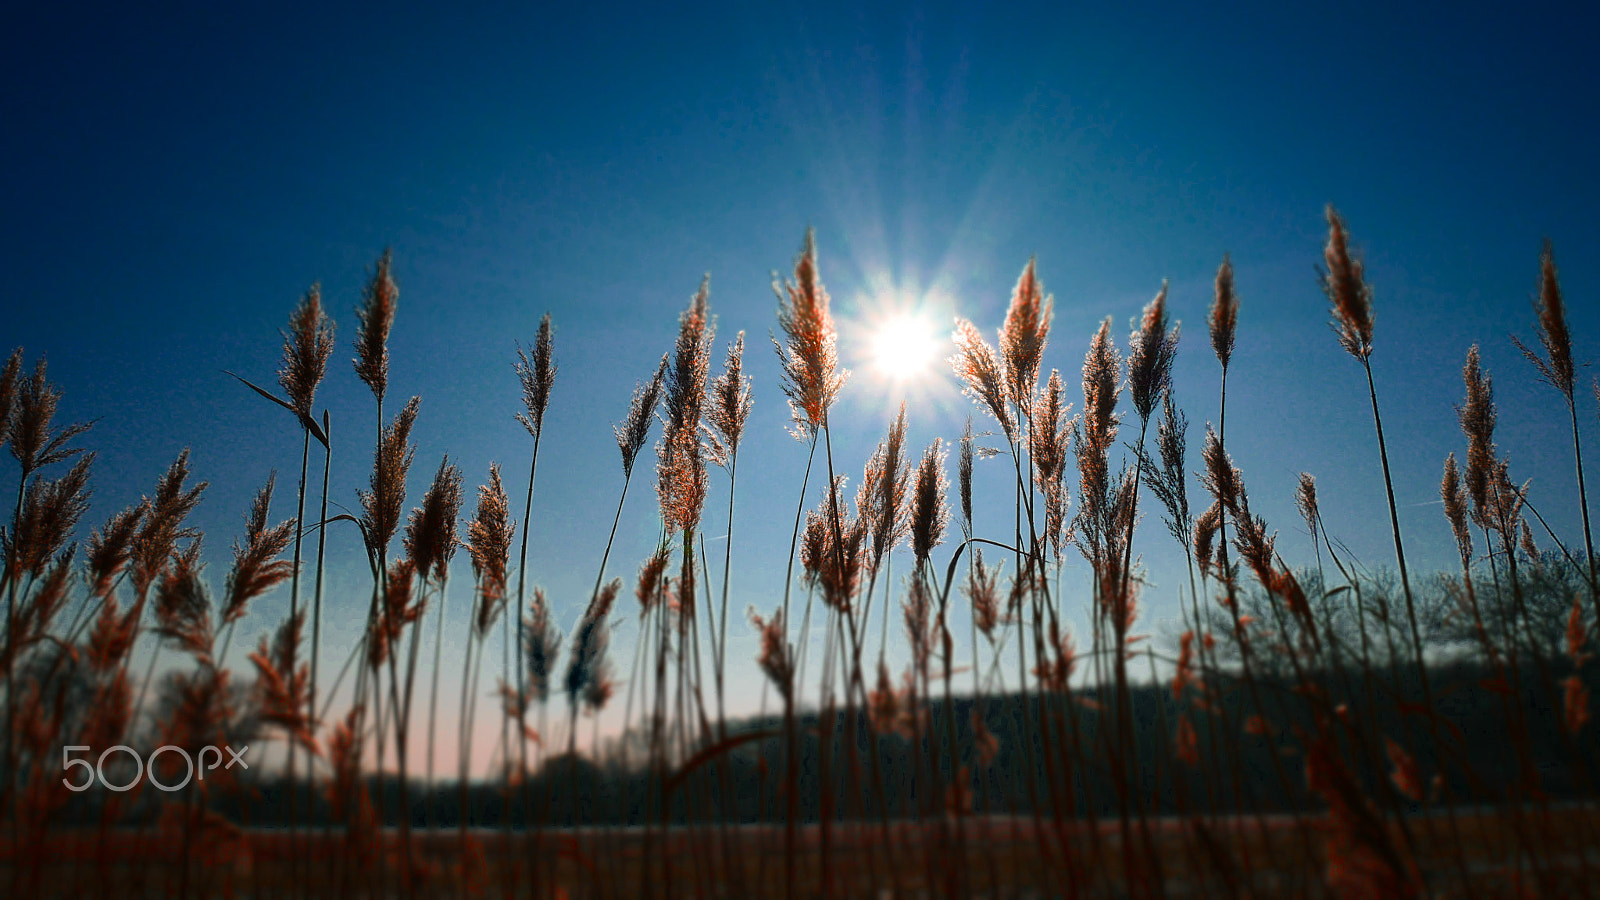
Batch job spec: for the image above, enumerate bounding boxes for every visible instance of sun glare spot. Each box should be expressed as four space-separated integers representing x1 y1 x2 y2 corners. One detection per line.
872 312 941 380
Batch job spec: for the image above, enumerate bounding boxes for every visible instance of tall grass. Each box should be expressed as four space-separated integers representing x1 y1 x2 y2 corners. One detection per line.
2 215 1598 900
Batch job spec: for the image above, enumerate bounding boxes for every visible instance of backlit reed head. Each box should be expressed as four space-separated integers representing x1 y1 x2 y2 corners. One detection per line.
1127 281 1179 424
774 228 846 439
1000 257 1053 412
616 354 668 479
353 248 397 403
515 313 558 439
951 319 1016 443
279 284 336 418
1210 255 1238 370
405 455 463 583
1320 205 1374 361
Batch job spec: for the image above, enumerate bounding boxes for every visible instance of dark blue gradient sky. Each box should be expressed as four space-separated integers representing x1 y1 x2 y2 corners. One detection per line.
5 1 1598 763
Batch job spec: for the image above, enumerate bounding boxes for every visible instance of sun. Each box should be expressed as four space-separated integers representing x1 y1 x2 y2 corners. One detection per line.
871 311 942 380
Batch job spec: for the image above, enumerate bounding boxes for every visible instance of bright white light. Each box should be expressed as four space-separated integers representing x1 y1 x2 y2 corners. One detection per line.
871 312 941 380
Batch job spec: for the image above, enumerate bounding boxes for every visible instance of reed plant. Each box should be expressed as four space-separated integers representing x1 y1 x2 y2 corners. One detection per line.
4 213 1600 900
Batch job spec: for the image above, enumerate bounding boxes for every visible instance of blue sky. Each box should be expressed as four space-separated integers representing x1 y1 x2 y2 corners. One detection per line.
5 1 1599 770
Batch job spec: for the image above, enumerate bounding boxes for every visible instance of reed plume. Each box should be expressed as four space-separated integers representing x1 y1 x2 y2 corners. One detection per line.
278 284 336 419
221 474 295 625
0 348 21 454
353 248 397 403
468 463 514 635
7 357 93 477
1127 281 1179 424
863 404 911 568
1210 256 1238 369
405 456 463 584
10 453 94 577
154 539 213 662
657 277 714 535
515 314 557 440
130 450 208 597
959 418 975 535
1513 241 1597 615
736 607 787 697
1000 258 1053 412
617 355 668 479
566 579 620 708
910 440 950 566
705 331 753 469
951 319 1017 442
358 396 421 559
1441 454 1472 570
523 588 561 704
773 228 846 439
1321 205 1374 361
1458 346 1496 527
1031 370 1073 560
86 501 144 598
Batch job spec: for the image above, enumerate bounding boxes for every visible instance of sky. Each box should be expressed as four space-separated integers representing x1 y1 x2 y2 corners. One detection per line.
4 1 1599 774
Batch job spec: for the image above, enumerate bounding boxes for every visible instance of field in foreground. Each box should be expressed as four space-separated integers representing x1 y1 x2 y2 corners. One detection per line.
6 805 1600 899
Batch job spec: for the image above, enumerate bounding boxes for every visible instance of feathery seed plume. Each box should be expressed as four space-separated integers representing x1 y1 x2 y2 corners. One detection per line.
515 313 557 439
999 258 1053 411
657 278 714 534
1457 346 1496 526
1441 453 1472 569
222 474 296 624
1127 281 1179 423
910 439 950 565
951 319 1017 442
523 589 561 704
959 417 975 534
1513 239 1576 401
358 396 420 561
12 453 94 577
750 607 793 699
705 331 754 469
0 348 22 454
1320 205 1375 360
87 501 146 598
1210 256 1238 369
468 463 515 635
616 354 669 478
404 456 463 583
278 284 336 419
773 228 847 440
353 248 397 402
1296 474 1319 539
8 356 93 475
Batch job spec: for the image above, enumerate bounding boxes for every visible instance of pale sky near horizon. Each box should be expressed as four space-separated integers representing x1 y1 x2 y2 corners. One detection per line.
5 1 1599 774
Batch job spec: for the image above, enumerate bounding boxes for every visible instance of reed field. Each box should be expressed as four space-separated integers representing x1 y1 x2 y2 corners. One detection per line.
2 209 1599 899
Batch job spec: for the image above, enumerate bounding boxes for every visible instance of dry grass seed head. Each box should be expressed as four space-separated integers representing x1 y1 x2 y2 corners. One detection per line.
359 395 421 559
751 607 794 699
959 417 975 531
0 347 22 453
951 319 1017 443
656 278 714 533
1210 256 1238 369
468 462 514 635
1512 239 1575 400
999 257 1053 412
863 404 911 566
1458 346 1497 525
353 248 397 402
965 548 1004 639
132 450 208 595
278 284 336 419
8 356 94 475
1441 453 1472 569
1295 473 1319 538
911 439 950 564
773 228 847 439
705 331 753 469
523 588 561 703
404 455 463 583
12 452 94 577
222 474 296 624
617 354 669 478
1320 205 1375 360
1127 280 1179 423
515 313 558 439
